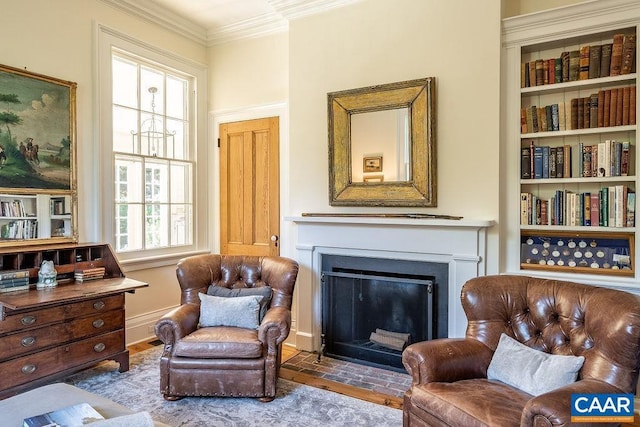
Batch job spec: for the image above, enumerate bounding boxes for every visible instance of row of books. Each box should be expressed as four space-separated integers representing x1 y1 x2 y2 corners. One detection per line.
0 219 38 240
0 200 30 218
521 140 632 179
0 269 29 293
520 85 636 134
74 267 105 282
520 186 635 228
521 33 636 88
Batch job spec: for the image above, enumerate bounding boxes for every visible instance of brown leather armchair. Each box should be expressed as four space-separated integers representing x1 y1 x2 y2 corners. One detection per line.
402 275 640 427
154 254 298 402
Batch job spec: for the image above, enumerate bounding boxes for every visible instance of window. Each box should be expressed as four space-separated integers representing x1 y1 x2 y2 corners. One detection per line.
98 26 208 267
111 53 193 253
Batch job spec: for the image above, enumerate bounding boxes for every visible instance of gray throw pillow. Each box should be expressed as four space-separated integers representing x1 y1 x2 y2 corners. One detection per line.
198 293 262 329
487 333 585 396
207 285 272 321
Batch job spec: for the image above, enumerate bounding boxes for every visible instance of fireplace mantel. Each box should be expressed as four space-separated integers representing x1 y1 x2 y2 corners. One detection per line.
285 215 494 352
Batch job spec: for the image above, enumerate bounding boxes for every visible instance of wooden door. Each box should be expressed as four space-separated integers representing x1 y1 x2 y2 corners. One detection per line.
220 117 279 256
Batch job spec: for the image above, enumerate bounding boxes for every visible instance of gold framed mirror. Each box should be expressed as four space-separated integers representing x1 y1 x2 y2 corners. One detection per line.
328 77 436 207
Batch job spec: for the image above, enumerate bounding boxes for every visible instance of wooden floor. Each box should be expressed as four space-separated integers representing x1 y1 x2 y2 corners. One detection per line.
128 341 402 409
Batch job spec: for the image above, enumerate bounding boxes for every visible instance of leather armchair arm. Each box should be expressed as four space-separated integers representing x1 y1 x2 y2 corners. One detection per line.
154 303 200 347
258 306 291 355
522 379 623 426
402 338 493 385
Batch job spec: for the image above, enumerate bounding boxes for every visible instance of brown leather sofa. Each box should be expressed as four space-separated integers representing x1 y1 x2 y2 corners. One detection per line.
402 275 640 427
154 254 298 401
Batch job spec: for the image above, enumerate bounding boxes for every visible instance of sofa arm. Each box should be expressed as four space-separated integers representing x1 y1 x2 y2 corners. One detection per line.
154 303 200 347
522 379 623 426
402 338 493 385
258 306 291 355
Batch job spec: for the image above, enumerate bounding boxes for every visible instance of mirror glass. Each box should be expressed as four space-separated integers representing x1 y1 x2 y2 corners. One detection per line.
351 108 410 183
328 77 436 207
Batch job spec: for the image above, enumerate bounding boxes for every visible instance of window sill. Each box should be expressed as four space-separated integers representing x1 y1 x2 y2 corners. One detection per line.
118 249 210 273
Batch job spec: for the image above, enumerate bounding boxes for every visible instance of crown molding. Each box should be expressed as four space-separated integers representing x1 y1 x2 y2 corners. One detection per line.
99 0 208 45
101 0 362 47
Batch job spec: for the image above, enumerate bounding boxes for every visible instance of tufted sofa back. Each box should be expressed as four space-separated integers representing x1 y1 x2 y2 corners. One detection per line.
462 275 640 393
175 254 299 310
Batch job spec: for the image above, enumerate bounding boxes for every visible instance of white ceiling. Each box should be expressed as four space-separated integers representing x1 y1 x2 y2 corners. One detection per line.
102 0 361 46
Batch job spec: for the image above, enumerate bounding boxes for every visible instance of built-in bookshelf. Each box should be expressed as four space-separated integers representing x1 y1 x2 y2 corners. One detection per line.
0 194 73 244
503 0 640 282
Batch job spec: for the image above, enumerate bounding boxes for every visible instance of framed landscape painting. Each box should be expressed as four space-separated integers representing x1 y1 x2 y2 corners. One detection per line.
0 64 76 191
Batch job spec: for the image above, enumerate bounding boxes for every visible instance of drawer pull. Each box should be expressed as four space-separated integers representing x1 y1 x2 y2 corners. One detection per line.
20 315 36 325
93 342 106 352
21 336 36 347
93 301 106 310
92 319 105 328
21 364 37 375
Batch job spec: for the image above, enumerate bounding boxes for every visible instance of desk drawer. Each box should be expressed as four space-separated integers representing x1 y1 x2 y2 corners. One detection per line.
0 309 124 360
0 329 124 390
0 294 124 334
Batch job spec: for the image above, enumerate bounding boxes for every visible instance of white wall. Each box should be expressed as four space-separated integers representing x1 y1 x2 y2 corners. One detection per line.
286 0 502 270
0 0 207 343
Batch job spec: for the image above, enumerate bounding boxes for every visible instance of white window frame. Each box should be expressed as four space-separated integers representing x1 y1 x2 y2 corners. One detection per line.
97 24 209 270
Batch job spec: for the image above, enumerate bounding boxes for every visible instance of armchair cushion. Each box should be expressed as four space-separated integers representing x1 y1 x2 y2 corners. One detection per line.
487 333 584 396
173 326 262 358
198 293 261 329
207 285 272 321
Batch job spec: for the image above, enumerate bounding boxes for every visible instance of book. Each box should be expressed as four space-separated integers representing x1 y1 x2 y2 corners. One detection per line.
22 402 104 427
582 144 592 177
520 108 528 133
589 93 598 128
621 141 630 176
597 90 605 127
627 191 636 227
556 146 564 178
528 61 537 86
631 85 637 125
610 88 618 126
558 101 566 131
577 97 584 129
616 86 624 126
533 146 544 179
610 33 625 76
570 98 579 129
543 59 549 85
554 58 562 83
569 50 580 81
551 103 559 131
623 86 631 125
590 193 600 227
563 144 572 178
535 59 544 86
561 51 570 82
603 89 611 127
621 33 636 75
0 269 29 280
600 43 612 77
531 106 539 132
521 147 532 179
588 45 601 78
579 45 590 80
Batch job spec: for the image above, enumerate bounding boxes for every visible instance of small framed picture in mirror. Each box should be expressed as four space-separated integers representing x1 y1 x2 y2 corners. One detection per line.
363 156 382 173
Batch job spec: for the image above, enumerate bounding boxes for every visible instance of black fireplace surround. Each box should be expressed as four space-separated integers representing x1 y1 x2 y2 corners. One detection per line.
321 255 448 372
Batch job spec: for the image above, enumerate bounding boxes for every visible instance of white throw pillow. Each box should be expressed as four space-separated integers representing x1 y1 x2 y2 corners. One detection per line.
487 333 585 396
198 293 262 329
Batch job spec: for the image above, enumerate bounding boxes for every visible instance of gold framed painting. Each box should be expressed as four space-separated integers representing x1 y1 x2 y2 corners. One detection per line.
0 64 77 191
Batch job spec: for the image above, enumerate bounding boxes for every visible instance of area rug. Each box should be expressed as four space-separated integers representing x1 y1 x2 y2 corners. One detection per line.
64 346 402 426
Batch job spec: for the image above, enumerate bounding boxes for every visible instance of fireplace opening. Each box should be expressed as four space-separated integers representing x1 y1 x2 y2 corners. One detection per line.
321 255 448 372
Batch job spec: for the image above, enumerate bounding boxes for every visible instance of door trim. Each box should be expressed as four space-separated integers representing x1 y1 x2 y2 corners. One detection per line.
211 102 289 254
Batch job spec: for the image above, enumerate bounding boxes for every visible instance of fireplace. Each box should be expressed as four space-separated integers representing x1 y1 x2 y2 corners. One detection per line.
286 215 493 354
321 255 448 371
